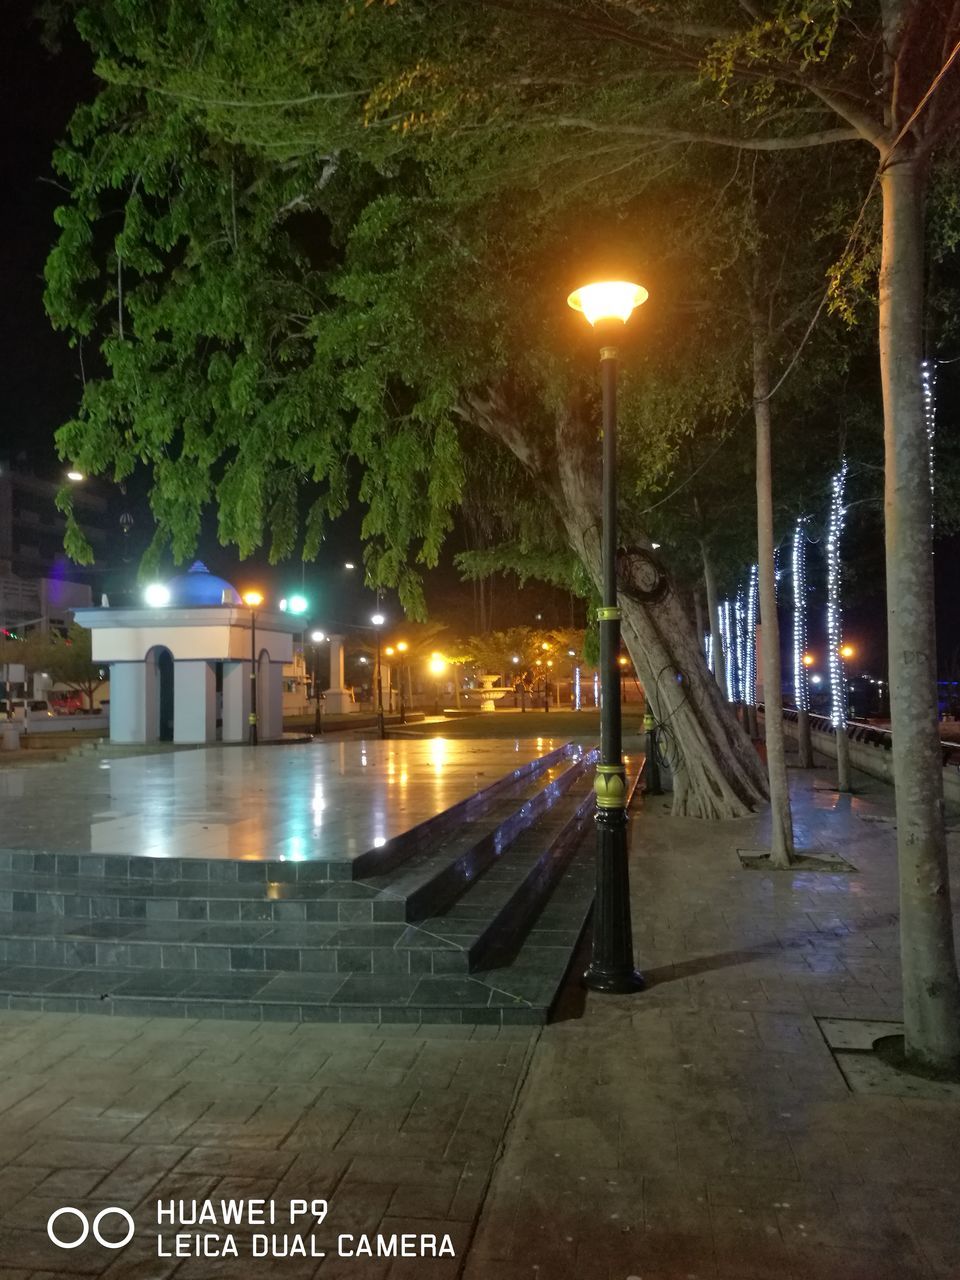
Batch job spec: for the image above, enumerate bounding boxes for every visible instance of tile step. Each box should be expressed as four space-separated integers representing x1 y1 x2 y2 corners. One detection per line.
366 750 595 921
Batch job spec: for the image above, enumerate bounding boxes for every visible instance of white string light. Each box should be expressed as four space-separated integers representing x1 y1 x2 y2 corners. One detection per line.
705 632 714 673
827 462 848 728
922 359 936 524
742 586 747 706
573 664 581 711
745 564 758 707
721 600 735 700
792 517 810 712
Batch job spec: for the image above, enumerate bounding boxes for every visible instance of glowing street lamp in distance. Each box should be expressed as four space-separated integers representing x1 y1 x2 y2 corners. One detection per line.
397 641 408 653
566 280 649 327
371 613 385 627
839 643 856 660
66 470 84 482
144 583 170 607
429 655 447 676
803 653 815 668
310 630 326 643
242 590 264 608
344 562 355 570
281 594 308 616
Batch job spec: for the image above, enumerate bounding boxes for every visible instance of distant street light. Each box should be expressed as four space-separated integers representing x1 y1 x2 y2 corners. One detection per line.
803 652 815 668
66 470 84 482
144 583 170 608
241 590 264 745
568 275 647 995
840 643 856 661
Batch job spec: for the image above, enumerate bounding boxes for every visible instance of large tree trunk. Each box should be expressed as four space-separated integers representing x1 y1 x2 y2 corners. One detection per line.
879 155 960 1074
751 308 796 865
463 389 768 819
700 541 728 700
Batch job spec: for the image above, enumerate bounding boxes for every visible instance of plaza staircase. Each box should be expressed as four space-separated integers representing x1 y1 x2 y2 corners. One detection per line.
0 743 643 1025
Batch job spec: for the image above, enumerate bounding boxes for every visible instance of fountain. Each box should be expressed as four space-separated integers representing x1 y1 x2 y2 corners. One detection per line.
475 673 511 712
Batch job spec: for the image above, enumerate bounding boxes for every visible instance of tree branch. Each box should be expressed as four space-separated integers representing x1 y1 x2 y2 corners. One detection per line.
528 116 861 150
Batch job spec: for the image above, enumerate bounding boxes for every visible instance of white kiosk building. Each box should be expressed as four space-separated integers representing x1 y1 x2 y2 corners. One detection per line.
74 562 301 745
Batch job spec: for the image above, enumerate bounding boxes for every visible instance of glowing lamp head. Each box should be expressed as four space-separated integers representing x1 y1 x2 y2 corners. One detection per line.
144 583 170 608
618 656 628 667
310 630 326 643
429 656 447 676
344 561 355 570
287 594 308 616
66 470 84 482
511 655 520 664
397 641 408 653
567 280 648 327
371 613 385 627
802 653 815 668
385 646 395 657
840 643 855 660
242 590 264 608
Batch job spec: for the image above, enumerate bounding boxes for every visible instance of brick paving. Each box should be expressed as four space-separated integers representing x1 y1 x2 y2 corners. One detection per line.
0 761 958 1279
0 1016 535 1279
469 763 960 1279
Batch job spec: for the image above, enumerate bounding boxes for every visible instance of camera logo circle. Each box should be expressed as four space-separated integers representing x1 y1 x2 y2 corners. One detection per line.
47 1207 135 1250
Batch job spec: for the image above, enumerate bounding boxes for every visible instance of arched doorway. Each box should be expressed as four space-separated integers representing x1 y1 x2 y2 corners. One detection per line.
147 647 174 742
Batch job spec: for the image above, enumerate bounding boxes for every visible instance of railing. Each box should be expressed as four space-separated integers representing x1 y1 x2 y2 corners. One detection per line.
762 704 960 770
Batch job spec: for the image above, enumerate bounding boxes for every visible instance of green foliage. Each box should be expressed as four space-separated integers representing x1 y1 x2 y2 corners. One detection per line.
42 0 956 618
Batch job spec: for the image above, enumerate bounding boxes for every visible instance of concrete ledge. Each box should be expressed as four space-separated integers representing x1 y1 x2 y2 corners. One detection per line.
776 711 960 806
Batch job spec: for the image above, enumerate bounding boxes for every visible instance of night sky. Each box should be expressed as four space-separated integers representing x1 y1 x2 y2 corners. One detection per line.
1 7 957 681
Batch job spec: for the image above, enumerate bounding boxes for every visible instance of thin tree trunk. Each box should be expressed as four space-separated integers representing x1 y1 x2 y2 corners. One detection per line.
701 541 728 700
836 724 851 794
693 588 706 657
880 156 960 1073
752 305 795 865
797 709 814 768
793 522 814 767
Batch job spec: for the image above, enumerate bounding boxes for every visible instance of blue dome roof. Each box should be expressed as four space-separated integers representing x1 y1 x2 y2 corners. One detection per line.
166 561 241 607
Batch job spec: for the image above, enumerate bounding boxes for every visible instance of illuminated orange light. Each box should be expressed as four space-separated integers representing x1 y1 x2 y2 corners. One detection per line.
567 280 649 326
242 590 264 608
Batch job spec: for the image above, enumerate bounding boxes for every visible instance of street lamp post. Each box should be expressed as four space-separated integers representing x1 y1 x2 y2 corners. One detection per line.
396 641 408 724
310 630 326 735
568 278 647 994
241 590 264 746
372 613 386 739
429 655 446 716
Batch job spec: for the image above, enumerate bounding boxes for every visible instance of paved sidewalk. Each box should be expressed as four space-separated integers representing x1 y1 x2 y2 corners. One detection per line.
0 761 958 1279
469 761 960 1279
0 1016 536 1279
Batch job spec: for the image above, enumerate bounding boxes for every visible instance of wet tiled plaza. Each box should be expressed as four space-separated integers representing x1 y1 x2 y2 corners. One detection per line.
0 739 568 864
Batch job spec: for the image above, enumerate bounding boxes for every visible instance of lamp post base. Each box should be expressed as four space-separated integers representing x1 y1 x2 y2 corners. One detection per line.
583 805 644 993
583 965 645 994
